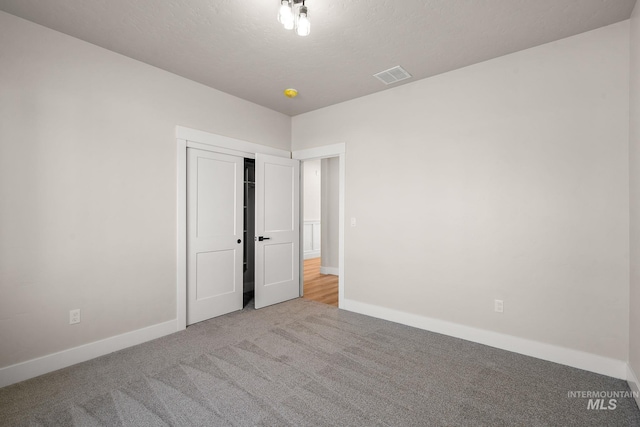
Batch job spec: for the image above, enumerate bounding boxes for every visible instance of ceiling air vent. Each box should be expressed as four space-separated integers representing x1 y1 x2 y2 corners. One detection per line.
373 66 412 85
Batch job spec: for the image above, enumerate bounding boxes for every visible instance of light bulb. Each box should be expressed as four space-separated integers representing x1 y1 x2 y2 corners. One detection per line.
296 8 310 36
278 1 293 28
283 15 294 30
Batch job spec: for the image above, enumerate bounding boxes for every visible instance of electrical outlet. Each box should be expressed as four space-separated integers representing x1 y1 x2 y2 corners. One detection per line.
494 300 504 313
69 309 81 325
350 217 357 227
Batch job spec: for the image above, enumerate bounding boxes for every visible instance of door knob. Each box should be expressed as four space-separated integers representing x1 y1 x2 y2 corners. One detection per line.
237 239 242 244
258 236 271 241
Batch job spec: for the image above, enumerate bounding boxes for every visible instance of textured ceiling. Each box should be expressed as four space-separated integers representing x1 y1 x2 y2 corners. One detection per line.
0 0 636 116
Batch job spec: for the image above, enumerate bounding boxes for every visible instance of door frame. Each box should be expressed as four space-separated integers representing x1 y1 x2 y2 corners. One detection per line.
176 126 290 330
293 144 346 308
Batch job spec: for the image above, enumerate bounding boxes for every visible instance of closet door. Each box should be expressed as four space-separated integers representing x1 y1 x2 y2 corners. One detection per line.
254 154 300 309
187 148 243 325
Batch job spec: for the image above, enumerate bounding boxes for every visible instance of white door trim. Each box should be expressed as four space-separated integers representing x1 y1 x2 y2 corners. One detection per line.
292 143 345 161
293 143 346 307
177 138 187 331
176 126 291 331
177 126 290 159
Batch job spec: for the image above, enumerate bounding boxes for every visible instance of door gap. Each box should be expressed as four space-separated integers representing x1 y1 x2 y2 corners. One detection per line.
243 158 255 308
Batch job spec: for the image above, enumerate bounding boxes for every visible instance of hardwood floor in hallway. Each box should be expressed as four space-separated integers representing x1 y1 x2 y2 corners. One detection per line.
303 257 338 307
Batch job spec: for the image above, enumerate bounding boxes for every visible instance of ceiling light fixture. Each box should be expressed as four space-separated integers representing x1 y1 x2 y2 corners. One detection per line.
284 88 298 98
277 0 310 37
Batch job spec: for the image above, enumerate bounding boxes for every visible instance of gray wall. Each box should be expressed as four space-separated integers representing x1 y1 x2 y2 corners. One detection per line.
0 12 290 369
629 1 640 385
320 157 339 271
303 159 321 221
293 22 630 361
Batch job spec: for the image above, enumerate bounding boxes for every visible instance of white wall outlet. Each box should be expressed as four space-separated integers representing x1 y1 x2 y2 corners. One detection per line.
69 309 81 325
350 217 357 227
494 299 504 313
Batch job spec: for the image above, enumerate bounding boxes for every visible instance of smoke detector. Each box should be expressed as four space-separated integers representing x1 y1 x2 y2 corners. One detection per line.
373 66 412 85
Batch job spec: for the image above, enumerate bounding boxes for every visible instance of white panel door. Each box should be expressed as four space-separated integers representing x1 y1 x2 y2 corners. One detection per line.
255 154 300 309
187 148 243 325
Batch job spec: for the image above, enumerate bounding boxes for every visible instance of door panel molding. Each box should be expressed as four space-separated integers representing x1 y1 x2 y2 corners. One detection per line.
187 148 243 325
254 153 300 309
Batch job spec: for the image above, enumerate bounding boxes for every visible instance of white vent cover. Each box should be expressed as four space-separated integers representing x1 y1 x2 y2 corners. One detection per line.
373 66 412 85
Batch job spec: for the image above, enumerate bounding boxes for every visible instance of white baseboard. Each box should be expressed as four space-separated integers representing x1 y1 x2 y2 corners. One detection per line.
628 364 640 409
320 266 339 276
304 251 320 260
341 298 626 379
1 304 632 393
0 319 177 388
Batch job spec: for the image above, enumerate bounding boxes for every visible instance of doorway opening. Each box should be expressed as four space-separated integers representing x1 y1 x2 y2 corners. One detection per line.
301 157 339 307
243 158 255 308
